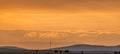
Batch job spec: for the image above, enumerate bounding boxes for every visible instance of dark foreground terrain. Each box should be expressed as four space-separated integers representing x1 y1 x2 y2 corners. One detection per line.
0 44 120 54
0 52 118 54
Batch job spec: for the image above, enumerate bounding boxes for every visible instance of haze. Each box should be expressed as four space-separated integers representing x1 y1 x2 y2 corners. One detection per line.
0 0 120 49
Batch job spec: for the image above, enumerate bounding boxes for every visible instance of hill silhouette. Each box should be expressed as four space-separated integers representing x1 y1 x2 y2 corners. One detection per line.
1 44 120 52
0 46 27 52
52 44 120 51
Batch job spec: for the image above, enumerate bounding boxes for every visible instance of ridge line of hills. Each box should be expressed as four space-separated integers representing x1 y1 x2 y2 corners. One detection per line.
1 44 120 52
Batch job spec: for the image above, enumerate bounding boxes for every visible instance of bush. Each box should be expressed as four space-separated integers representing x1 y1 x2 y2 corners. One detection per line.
114 51 118 54
35 50 39 52
81 51 84 53
59 50 63 53
54 50 58 53
64 50 69 53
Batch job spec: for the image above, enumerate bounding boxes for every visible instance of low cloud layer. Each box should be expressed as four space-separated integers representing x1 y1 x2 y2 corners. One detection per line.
0 30 120 49
24 31 69 38
0 30 120 41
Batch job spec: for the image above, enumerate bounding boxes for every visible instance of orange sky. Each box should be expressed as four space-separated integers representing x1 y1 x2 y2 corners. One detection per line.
0 0 120 49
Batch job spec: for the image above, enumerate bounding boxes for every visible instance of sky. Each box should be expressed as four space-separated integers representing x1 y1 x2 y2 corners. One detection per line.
0 0 120 49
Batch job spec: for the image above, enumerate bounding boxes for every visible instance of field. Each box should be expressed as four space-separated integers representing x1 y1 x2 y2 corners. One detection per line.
0 52 118 54
0 52 72 54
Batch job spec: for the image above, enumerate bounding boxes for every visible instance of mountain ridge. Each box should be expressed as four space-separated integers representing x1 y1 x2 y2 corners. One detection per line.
51 44 120 51
0 46 28 52
1 44 120 51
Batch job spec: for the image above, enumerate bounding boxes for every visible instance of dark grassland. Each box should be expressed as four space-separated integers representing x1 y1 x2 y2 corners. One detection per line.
0 52 118 54
0 52 69 54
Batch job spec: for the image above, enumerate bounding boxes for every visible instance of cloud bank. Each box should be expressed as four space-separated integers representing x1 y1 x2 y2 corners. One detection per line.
0 0 120 13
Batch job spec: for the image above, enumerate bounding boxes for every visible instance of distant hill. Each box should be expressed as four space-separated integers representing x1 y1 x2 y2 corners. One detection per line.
1 44 120 52
0 46 28 52
52 44 120 51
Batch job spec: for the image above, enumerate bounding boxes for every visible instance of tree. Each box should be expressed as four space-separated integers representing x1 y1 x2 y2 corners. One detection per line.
35 50 39 52
59 50 63 53
114 51 118 54
54 50 58 53
81 51 84 54
64 50 69 53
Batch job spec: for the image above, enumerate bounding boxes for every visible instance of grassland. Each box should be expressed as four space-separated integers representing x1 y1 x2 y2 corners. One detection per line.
0 52 118 54
0 52 70 54
0 51 119 54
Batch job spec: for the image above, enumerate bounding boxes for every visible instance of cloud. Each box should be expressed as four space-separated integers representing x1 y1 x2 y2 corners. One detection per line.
78 31 120 37
22 31 120 39
39 32 59 38
24 32 38 38
24 31 69 38
0 0 120 13
79 34 90 37
0 30 119 40
79 33 120 46
0 30 27 42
